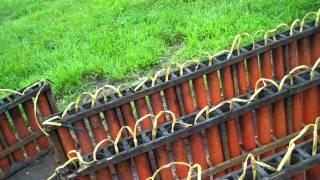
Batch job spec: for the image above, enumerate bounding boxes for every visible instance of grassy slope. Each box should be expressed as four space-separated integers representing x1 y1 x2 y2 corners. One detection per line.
0 0 319 106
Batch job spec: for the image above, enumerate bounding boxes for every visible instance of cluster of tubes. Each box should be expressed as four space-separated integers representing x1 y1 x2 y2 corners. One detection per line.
48 57 320 179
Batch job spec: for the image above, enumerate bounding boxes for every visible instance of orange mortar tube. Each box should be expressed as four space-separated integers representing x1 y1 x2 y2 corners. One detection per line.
248 55 272 158
306 34 320 178
297 38 318 125
150 92 184 178
73 120 95 180
289 41 303 133
195 74 235 178
220 66 241 169
256 51 273 159
89 109 133 180
272 46 287 152
22 100 49 149
310 33 320 115
0 142 10 173
0 114 25 161
174 79 209 178
289 42 304 180
135 97 174 180
236 61 256 151
206 71 225 177
119 102 153 179
163 87 190 178
9 107 37 157
37 93 76 156
36 94 88 180
87 114 114 180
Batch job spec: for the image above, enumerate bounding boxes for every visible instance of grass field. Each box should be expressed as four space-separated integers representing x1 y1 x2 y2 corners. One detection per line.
0 0 319 107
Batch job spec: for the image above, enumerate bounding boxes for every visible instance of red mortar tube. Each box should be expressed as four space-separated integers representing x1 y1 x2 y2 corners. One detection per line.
206 71 225 177
221 66 241 170
179 81 208 173
37 93 76 155
256 51 273 159
236 61 256 151
119 103 153 179
297 38 318 125
150 92 182 179
73 120 94 180
9 107 37 157
0 114 25 161
36 94 88 180
272 46 287 152
289 41 304 180
310 33 320 115
23 100 48 149
22 100 49 149
135 97 174 180
163 87 190 178
305 34 320 179
289 41 303 133
87 114 114 180
246 56 262 152
193 76 223 170
0 141 10 173
248 55 272 159
95 109 133 180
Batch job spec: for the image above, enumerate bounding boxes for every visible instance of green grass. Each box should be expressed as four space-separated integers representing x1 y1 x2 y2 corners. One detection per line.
0 0 319 108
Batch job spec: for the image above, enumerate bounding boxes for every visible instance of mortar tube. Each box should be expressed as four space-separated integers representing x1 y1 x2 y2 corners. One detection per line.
102 110 135 180
135 97 173 180
236 61 256 152
178 80 208 171
256 51 273 159
289 41 303 134
0 134 10 172
9 107 37 157
221 66 241 170
87 114 114 180
36 94 87 179
0 114 25 161
22 100 49 149
206 71 226 177
272 46 287 152
305 34 320 179
119 103 153 179
163 87 190 178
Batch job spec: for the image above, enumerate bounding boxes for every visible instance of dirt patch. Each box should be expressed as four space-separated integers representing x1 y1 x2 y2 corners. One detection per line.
7 151 57 180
